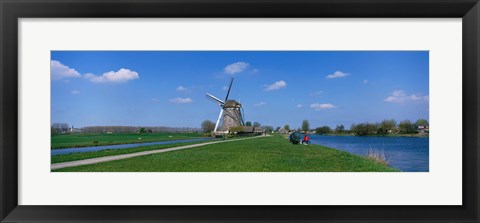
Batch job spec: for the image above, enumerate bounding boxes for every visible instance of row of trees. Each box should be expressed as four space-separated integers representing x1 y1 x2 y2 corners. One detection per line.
51 123 70 135
311 119 428 136
52 124 202 134
81 126 201 133
277 118 428 136
350 119 428 136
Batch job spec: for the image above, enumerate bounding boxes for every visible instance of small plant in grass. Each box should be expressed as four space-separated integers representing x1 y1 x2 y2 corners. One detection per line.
364 146 390 166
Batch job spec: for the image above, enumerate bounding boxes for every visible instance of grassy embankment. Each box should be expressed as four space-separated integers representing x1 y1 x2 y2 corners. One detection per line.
51 132 204 149
320 133 428 137
53 134 398 172
51 141 207 164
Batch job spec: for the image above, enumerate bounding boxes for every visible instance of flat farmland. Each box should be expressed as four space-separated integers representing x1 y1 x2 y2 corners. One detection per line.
51 133 204 149
53 135 398 172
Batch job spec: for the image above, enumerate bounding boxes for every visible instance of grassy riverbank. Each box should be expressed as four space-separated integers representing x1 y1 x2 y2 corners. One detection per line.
53 135 398 172
51 133 204 149
51 141 208 164
318 133 428 137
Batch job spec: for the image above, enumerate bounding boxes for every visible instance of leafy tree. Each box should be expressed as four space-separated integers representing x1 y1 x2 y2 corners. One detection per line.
284 124 290 131
399 120 416 134
379 119 397 134
253 122 261 127
245 121 252 126
139 128 147 134
301 120 310 132
376 127 388 136
351 123 378 136
262 126 274 132
335 124 345 134
201 120 216 133
415 119 429 127
315 126 331 135
350 124 357 133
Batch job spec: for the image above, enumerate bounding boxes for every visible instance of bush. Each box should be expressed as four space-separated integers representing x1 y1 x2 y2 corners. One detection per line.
364 147 389 166
229 126 245 133
315 126 332 135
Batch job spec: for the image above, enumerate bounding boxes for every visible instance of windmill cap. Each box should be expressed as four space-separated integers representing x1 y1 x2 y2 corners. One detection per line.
224 100 242 108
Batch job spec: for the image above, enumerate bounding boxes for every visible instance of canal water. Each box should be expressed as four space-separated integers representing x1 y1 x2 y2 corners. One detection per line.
51 138 212 156
307 135 429 172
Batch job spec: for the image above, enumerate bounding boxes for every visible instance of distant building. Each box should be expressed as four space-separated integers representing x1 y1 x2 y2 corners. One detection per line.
243 126 254 133
69 126 82 133
253 127 264 133
417 125 429 134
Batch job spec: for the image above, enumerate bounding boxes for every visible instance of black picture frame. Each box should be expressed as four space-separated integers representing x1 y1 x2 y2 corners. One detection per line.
1 0 479 222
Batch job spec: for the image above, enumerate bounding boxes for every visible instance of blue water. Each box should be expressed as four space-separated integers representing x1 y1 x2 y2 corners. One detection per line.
308 135 429 172
51 138 212 156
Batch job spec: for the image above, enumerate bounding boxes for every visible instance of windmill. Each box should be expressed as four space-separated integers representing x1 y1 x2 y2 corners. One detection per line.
206 78 245 133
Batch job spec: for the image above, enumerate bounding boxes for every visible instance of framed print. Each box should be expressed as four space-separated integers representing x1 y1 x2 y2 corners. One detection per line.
1 0 479 222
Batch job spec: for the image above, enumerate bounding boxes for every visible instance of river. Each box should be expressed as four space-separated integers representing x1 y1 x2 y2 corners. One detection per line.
307 134 429 172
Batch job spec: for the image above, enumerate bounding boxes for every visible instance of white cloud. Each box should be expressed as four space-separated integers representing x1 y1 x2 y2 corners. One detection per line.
254 102 266 107
309 91 323 96
251 69 259 74
151 98 160 103
384 90 429 103
51 60 81 80
70 90 80 94
363 80 368 84
224 62 249 75
326 71 349 79
176 86 189 92
85 68 139 83
310 103 335 110
169 97 193 104
265 80 287 91
296 104 303 108
222 86 229 91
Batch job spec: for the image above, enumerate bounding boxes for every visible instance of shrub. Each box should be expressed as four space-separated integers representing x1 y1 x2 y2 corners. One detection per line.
364 147 389 166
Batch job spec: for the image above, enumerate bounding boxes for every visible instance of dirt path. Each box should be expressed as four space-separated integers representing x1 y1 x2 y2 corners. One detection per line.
51 135 268 170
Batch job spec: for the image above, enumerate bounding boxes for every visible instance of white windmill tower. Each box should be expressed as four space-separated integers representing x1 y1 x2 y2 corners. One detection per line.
206 78 245 133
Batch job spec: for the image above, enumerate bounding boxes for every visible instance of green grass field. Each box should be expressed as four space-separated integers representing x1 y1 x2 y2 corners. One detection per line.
53 135 398 172
51 132 204 149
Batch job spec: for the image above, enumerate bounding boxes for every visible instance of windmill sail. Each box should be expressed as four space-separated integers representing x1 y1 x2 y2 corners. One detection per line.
206 93 224 106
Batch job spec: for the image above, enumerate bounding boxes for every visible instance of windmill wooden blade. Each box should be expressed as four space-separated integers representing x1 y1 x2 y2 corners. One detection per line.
214 109 223 132
224 77 234 102
241 107 245 125
206 93 224 106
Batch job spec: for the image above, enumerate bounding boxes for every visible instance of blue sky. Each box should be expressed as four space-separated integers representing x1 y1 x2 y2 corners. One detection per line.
51 51 429 129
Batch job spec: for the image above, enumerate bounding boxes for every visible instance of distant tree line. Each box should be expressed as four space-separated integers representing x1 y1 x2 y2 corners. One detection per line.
312 119 429 136
51 123 70 135
81 126 201 134
52 123 202 134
